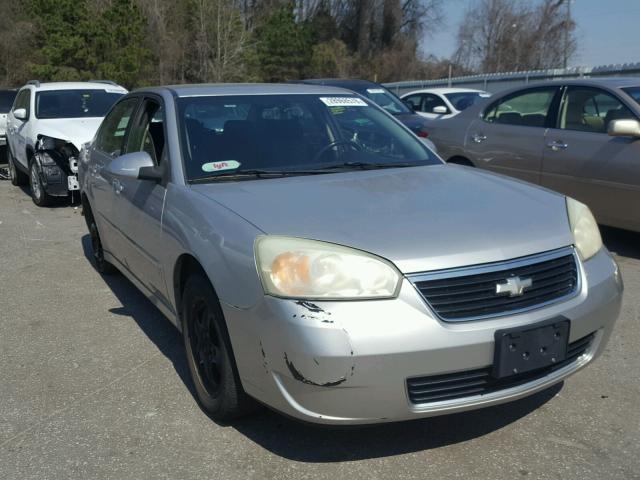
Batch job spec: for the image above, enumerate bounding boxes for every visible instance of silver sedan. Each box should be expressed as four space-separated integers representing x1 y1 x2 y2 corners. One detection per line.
426 78 640 233
79 84 622 425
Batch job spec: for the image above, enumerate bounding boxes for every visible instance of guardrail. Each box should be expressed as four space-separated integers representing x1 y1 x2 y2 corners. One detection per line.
383 62 640 95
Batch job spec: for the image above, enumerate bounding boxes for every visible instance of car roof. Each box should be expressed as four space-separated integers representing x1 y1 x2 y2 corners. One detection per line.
403 88 488 95
24 81 127 92
514 77 640 89
294 78 382 89
155 83 357 97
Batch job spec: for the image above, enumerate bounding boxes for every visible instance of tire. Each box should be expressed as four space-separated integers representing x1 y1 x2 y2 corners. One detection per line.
7 149 28 186
29 160 54 206
87 214 117 274
181 274 256 421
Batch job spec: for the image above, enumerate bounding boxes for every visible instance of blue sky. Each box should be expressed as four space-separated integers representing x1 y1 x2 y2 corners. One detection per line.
422 0 640 67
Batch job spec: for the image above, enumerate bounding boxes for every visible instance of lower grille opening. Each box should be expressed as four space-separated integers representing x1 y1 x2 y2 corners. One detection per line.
407 332 595 405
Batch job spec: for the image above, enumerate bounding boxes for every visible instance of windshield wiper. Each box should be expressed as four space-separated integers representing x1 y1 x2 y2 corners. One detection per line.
317 161 422 171
188 169 330 183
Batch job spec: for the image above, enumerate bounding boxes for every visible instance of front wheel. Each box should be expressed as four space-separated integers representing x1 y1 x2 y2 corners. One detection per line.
182 274 256 421
29 160 53 206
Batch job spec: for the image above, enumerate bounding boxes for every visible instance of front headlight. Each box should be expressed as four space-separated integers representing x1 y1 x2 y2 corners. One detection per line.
255 236 402 300
566 197 602 261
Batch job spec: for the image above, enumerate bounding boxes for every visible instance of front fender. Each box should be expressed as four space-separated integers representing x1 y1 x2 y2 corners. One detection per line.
161 184 265 313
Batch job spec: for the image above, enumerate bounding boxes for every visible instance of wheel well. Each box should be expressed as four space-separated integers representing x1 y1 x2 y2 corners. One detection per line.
81 193 93 220
26 146 34 165
174 254 208 325
447 156 474 167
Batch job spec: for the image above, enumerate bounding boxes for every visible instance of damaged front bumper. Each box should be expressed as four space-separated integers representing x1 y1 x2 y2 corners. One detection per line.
222 248 622 425
35 136 80 197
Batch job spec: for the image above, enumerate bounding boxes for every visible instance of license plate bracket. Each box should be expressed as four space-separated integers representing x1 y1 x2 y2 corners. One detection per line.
493 318 570 379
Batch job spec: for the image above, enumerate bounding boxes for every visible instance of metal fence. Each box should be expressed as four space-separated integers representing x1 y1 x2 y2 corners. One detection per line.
383 62 640 96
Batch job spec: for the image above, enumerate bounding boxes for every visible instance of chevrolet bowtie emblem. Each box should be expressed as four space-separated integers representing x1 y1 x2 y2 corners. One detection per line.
495 276 532 297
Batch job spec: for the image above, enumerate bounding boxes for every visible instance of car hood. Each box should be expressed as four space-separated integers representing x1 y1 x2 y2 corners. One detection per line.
36 118 103 150
193 165 573 274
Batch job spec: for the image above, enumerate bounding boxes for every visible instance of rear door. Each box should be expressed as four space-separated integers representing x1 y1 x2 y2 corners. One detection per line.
88 97 140 259
465 86 561 184
113 96 169 301
542 86 640 231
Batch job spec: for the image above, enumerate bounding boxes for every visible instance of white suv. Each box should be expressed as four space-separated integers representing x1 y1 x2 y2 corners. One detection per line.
6 81 127 206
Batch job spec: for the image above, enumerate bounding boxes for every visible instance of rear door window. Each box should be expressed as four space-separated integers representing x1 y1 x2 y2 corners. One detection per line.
484 88 558 127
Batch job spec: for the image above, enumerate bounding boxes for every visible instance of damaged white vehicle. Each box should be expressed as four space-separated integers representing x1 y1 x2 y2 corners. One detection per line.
6 81 127 206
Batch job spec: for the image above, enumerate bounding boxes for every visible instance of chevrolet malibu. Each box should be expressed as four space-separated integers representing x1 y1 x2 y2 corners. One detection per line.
78 84 622 425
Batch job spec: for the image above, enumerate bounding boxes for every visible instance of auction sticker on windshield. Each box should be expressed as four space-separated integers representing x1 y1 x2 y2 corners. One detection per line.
366 89 386 94
202 160 241 172
320 97 367 107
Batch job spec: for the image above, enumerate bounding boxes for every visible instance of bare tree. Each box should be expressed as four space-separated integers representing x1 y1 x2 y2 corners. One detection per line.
454 0 576 73
191 0 250 82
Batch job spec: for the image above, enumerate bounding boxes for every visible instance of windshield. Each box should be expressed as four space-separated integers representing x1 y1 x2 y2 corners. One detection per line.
178 94 439 181
0 90 17 112
444 92 490 111
622 87 640 107
36 89 125 119
352 86 412 115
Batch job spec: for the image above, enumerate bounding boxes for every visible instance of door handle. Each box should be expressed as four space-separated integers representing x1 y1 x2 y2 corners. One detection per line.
547 141 568 151
113 179 123 194
471 133 487 143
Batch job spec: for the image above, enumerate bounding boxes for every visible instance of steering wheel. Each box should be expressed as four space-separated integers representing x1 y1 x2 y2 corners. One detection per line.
313 140 362 163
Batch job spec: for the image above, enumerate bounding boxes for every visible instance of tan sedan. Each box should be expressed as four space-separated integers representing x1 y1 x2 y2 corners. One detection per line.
427 78 640 233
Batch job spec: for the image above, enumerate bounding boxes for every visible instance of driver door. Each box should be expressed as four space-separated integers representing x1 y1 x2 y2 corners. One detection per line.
113 96 170 302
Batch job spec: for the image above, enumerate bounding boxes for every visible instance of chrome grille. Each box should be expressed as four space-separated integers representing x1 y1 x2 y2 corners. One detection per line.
410 247 579 322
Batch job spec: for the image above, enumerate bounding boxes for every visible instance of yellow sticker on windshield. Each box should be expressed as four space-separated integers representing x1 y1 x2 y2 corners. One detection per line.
202 160 240 172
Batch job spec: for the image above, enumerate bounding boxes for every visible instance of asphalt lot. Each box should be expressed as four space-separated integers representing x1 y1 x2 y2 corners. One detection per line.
0 175 639 480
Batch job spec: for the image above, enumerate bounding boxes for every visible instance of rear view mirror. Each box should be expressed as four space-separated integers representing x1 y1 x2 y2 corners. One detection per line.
433 106 448 114
608 119 640 138
107 151 163 182
13 108 27 120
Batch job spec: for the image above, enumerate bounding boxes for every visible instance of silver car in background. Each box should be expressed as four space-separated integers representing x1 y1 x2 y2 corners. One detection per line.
79 84 622 425
427 78 640 233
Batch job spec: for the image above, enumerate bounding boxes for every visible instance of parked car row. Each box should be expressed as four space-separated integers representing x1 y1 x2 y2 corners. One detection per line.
1 77 625 426
415 78 640 233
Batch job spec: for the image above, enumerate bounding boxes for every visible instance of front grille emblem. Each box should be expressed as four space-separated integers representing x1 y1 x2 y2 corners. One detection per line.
495 276 532 297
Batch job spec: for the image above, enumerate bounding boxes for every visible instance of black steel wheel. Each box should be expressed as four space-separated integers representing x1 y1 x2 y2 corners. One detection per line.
88 217 116 274
182 274 256 421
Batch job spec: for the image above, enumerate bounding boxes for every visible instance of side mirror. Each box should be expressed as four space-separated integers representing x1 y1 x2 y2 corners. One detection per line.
107 151 164 182
433 105 448 114
13 108 27 120
608 119 640 138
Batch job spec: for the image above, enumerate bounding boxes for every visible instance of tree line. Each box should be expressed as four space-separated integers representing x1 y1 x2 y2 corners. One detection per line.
0 0 575 89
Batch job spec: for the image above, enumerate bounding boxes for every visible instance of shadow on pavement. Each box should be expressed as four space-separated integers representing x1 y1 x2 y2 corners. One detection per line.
81 234 196 399
82 235 564 461
232 383 561 462
601 226 640 260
